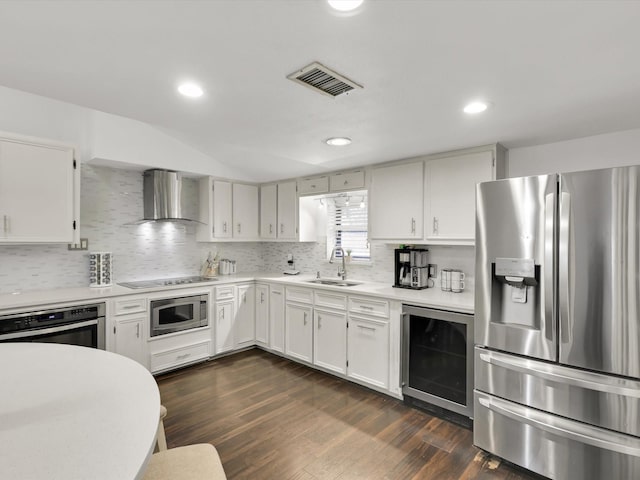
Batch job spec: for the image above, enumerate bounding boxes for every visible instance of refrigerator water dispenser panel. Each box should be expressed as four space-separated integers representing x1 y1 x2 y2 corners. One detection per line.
494 258 537 287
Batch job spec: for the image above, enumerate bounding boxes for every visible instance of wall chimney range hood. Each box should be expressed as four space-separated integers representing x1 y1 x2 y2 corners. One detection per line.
135 169 202 224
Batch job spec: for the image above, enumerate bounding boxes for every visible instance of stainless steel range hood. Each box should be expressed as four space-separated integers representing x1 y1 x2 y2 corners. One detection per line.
138 169 202 224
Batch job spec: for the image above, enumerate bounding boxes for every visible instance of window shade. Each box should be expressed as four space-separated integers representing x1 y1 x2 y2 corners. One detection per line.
327 194 370 259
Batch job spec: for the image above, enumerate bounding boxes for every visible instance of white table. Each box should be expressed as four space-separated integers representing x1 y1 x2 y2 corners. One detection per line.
0 343 160 480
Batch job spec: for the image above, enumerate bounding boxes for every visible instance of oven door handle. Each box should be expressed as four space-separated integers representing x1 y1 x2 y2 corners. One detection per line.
0 319 99 342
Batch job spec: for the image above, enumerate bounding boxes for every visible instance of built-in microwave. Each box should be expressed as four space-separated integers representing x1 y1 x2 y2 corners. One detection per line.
150 294 208 337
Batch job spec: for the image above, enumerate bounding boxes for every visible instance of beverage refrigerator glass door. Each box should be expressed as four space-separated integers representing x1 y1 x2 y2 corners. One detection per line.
402 305 473 418
150 294 208 337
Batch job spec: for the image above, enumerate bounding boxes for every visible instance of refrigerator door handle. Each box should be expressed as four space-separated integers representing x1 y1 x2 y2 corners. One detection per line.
478 350 640 398
559 190 571 342
478 394 640 457
544 192 556 341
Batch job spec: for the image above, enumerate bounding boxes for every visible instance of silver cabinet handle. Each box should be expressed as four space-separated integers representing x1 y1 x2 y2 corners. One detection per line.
411 217 416 234
260 292 265 303
311 184 316 188
269 224 273 234
237 223 241 233
243 293 247 303
344 180 348 185
317 315 322 329
360 305 374 310
136 323 140 338
272 290 282 295
3 215 7 234
223 221 227 233
176 353 191 360
122 304 138 310
433 217 438 235
357 324 376 331
303 311 307 325
280 223 284 234
219 308 224 320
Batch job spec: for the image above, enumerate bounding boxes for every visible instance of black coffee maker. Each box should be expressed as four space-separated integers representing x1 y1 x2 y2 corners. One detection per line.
394 248 431 289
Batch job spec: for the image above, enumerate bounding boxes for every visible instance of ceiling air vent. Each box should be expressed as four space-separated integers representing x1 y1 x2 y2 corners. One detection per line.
287 62 363 97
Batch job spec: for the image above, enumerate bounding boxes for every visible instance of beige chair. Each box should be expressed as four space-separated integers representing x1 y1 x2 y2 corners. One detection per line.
143 405 227 480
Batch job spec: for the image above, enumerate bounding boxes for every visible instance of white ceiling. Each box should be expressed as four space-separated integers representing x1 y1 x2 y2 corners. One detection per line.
0 0 638 182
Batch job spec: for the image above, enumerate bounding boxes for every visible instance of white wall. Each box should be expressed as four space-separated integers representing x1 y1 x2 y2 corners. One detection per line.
508 128 640 177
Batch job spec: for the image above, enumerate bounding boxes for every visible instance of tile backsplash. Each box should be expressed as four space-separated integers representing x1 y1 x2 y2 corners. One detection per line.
0 165 474 294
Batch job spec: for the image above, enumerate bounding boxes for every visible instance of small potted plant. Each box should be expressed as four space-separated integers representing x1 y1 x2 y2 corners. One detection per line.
345 249 352 263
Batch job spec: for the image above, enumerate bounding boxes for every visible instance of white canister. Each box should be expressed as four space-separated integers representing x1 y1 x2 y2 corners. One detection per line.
440 269 452 291
451 270 466 293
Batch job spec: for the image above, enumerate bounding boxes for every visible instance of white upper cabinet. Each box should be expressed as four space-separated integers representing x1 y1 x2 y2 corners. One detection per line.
369 162 424 240
232 183 259 239
425 150 495 243
329 170 365 192
260 184 277 239
198 178 259 241
277 181 297 240
297 176 328 196
0 135 78 244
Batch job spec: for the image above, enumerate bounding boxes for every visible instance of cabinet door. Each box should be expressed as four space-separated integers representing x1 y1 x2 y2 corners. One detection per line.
213 180 232 239
347 315 390 389
285 302 313 363
269 286 285 353
233 183 259 239
235 284 255 347
426 151 494 242
114 317 146 368
260 184 277 239
215 300 235 354
255 284 270 347
277 181 297 240
314 308 347 374
369 162 423 240
0 139 75 243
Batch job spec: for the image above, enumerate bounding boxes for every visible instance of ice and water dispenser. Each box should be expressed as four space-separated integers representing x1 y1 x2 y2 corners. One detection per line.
491 258 541 327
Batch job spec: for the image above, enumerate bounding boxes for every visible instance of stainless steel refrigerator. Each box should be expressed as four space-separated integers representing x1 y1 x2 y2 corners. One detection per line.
474 166 640 480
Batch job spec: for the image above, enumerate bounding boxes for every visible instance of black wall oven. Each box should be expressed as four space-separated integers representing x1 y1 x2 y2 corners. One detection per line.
150 294 208 337
402 305 473 419
0 303 106 349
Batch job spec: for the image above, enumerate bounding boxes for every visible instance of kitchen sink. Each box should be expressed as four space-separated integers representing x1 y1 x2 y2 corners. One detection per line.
305 279 362 287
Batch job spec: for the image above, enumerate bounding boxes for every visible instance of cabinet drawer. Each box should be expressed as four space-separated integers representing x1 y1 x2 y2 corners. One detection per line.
114 297 147 316
150 341 211 373
216 285 235 300
314 290 347 310
330 170 365 191
348 296 389 318
298 176 329 195
286 287 313 304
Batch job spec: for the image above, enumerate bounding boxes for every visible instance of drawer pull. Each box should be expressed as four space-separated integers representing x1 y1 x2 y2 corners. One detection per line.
122 304 139 310
357 324 376 331
176 353 191 360
360 305 374 310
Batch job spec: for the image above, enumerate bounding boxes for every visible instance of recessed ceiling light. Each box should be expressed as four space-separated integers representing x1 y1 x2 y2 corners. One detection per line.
325 137 352 146
463 101 489 114
328 0 364 12
177 82 204 98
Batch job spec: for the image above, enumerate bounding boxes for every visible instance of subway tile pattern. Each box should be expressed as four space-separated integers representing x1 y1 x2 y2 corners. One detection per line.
0 165 473 294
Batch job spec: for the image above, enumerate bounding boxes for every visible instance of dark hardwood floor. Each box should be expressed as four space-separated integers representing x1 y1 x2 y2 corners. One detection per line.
155 349 542 480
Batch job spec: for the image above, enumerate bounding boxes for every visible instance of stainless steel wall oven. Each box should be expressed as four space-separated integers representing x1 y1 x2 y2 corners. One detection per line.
402 305 473 419
150 294 208 337
0 303 106 349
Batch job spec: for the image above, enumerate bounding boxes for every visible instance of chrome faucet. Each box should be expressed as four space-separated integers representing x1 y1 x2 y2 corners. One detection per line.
329 246 347 280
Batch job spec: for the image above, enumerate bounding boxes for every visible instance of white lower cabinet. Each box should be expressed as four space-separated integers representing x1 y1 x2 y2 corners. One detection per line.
347 315 390 389
110 296 148 368
114 316 146 367
313 308 347 375
215 300 235 354
255 284 269 347
150 341 211 373
285 302 313 363
235 284 255 348
269 285 285 353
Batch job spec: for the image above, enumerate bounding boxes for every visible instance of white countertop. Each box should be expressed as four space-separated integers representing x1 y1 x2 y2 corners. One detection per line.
0 343 160 480
0 272 474 314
